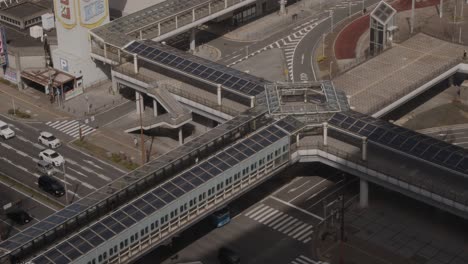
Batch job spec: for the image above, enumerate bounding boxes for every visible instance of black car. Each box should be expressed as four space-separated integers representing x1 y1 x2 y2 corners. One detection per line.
6 209 32 225
38 175 65 197
218 247 240 264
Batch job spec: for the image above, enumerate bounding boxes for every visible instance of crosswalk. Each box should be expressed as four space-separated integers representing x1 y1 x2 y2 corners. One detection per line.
46 120 96 139
244 203 314 243
290 255 321 264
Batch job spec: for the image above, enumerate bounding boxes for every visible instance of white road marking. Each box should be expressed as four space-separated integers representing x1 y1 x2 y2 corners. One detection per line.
271 196 324 221
0 181 58 212
84 160 104 170
257 209 278 223
289 178 328 203
288 179 311 193
253 207 274 221
263 211 283 225
67 167 88 178
245 204 266 217
248 205 271 219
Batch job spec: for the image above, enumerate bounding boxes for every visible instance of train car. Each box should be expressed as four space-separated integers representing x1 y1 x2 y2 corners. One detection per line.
31 123 291 264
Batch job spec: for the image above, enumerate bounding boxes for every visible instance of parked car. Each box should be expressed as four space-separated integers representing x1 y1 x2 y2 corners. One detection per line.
39 149 65 166
38 131 61 148
0 120 15 139
218 247 240 264
6 209 32 225
38 175 65 197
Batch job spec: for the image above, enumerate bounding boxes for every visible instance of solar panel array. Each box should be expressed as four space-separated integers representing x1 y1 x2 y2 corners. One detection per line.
124 40 267 97
31 123 288 264
329 111 468 176
0 107 267 261
275 116 304 134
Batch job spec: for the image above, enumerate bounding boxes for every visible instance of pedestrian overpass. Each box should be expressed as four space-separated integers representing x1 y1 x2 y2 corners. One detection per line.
2 80 468 264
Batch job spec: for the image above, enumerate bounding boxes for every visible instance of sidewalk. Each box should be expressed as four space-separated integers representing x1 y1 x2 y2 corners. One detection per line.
206 0 344 42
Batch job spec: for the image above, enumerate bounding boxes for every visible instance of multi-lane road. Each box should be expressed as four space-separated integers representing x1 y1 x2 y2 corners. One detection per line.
138 165 356 264
0 114 127 237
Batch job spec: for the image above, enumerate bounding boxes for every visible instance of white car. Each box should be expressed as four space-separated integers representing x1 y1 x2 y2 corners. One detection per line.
38 131 61 148
39 149 65 167
0 120 15 139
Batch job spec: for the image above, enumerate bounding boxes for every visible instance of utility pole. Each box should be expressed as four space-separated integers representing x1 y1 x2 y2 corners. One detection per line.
11 97 15 116
62 163 69 205
138 96 145 165
329 10 334 33
410 0 415 34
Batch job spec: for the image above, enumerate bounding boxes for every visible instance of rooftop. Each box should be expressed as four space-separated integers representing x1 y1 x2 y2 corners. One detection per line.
0 1 50 18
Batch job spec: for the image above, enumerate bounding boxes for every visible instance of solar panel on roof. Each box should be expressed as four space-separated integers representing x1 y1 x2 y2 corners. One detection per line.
57 241 81 260
162 181 185 197
80 229 104 246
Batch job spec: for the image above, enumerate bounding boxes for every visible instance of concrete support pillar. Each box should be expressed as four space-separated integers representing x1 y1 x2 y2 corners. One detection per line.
449 75 454 86
279 0 287 15
117 49 121 63
217 84 222 106
296 133 300 147
179 127 183 145
359 179 369 208
153 100 158 117
190 28 196 52
323 122 328 146
304 90 307 103
133 54 138 74
250 98 255 108
136 91 144 114
111 76 118 94
362 137 368 161
103 43 107 58
252 119 257 130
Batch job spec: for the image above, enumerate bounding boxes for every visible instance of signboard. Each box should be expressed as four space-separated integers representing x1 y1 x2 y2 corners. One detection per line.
60 58 69 72
4 69 17 83
78 0 108 29
0 27 8 67
54 0 77 29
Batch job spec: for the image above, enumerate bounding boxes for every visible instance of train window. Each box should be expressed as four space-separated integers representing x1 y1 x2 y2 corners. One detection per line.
145 227 149 233
141 229 144 236
161 217 165 224
135 232 138 240
184 203 187 210
98 255 102 262
120 242 124 249
125 239 128 247
221 182 224 188
114 245 118 253
110 247 113 256
189 200 193 207
130 235 134 243
283 145 287 152
225 179 229 185
199 194 203 202
103 252 107 260
92 259 96 264
180 205 184 212
170 211 174 218
155 220 159 227
151 223 154 230
88 261 91 264
203 193 206 199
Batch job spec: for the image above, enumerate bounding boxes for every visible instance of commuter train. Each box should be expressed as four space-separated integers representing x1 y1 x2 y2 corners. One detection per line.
31 123 291 264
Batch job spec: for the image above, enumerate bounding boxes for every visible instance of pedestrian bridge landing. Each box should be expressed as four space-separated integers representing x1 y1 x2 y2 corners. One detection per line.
90 0 257 58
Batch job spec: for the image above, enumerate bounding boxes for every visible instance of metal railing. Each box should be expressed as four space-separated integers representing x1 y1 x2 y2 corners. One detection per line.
296 141 468 209
113 65 240 117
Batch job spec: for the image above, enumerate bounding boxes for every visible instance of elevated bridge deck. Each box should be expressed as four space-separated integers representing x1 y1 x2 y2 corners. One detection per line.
91 0 257 48
333 33 467 117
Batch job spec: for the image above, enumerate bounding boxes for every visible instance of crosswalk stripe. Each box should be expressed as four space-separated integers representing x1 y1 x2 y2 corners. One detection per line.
287 223 308 236
298 255 316 263
47 121 60 126
292 261 300 264
272 216 293 230
302 237 312 243
82 127 96 134
256 209 278 223
245 204 266 217
53 120 77 130
61 123 79 134
267 213 288 227
283 221 303 234
253 207 274 221
297 229 314 241
295 259 310 264
263 211 283 225
248 205 270 219
277 218 299 232
292 225 313 238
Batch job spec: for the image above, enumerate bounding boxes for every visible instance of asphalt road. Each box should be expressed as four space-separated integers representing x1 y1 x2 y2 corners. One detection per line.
0 115 126 208
292 0 381 82
138 165 356 264
0 182 55 239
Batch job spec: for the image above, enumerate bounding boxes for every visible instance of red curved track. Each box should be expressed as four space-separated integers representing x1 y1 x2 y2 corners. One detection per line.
334 0 441 60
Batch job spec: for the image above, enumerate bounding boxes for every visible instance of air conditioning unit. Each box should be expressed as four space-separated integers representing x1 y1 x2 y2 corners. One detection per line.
30 25 43 39
42 13 55 31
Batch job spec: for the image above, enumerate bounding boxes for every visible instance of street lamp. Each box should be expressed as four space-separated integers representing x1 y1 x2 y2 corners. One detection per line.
62 162 69 205
136 94 146 165
329 10 334 33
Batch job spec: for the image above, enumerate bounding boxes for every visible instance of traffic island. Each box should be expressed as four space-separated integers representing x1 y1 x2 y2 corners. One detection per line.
7 108 31 119
72 139 138 171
